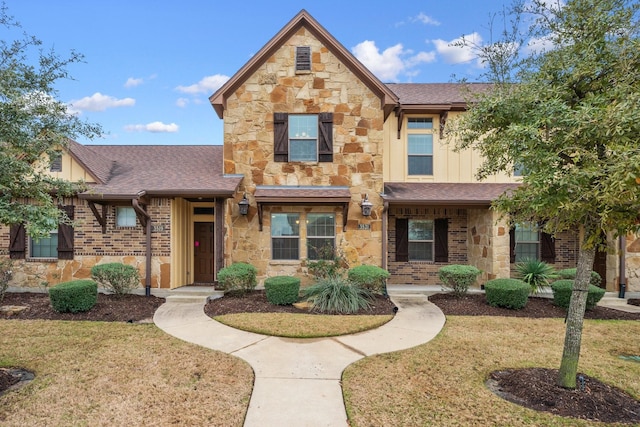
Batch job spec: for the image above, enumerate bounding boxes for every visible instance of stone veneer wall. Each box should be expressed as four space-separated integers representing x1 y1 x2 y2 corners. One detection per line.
387 207 468 285
623 234 640 292
0 197 172 289
467 208 510 284
222 27 384 281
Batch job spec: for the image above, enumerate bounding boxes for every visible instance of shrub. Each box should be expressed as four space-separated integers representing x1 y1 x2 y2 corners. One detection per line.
551 279 606 311
49 280 98 313
515 258 555 294
307 246 347 279
484 278 530 309
347 265 390 295
217 263 258 296
0 259 12 304
556 268 602 288
438 265 481 297
91 263 140 297
302 276 372 314
264 276 300 305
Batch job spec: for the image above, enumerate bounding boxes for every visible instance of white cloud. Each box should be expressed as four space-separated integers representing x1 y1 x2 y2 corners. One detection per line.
124 121 179 133
175 74 230 94
68 92 135 114
352 40 435 82
412 12 440 26
524 35 555 55
432 32 483 66
124 77 144 88
176 97 189 108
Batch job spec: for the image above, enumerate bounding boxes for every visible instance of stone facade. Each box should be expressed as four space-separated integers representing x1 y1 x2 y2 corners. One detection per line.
222 27 384 282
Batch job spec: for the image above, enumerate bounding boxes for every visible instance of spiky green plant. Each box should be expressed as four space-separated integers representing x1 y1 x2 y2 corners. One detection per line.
303 276 372 314
515 258 556 295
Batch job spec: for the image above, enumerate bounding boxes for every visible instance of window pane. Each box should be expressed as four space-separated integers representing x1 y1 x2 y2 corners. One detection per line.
289 115 318 139
289 139 317 161
515 223 538 242
308 238 335 260
117 207 136 227
31 232 58 258
408 134 433 154
408 156 433 175
409 242 433 261
409 220 433 240
271 214 299 237
516 243 538 262
408 117 433 129
272 238 299 260
307 213 335 237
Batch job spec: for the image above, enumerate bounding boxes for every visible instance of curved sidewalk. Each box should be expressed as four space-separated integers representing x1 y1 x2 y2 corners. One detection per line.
154 293 445 427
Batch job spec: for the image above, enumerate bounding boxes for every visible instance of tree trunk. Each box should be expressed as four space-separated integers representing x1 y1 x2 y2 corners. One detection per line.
557 244 596 389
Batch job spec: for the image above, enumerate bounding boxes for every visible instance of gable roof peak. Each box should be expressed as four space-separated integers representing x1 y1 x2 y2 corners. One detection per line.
209 10 398 119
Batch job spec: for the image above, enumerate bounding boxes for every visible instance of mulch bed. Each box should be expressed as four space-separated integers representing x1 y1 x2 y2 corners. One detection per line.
1 289 639 423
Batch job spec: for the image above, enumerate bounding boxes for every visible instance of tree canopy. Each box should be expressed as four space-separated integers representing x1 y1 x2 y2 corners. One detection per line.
0 4 101 237
452 0 640 388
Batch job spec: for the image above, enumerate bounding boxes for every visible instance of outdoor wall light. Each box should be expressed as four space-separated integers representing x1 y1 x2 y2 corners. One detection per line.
238 194 249 215
360 194 373 216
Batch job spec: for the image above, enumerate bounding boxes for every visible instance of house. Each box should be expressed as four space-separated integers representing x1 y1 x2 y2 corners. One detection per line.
1 10 635 293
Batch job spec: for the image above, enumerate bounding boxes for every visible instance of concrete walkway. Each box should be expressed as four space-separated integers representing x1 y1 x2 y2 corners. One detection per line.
153 290 446 427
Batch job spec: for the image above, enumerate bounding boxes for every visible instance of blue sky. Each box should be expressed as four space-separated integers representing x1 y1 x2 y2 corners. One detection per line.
6 0 513 146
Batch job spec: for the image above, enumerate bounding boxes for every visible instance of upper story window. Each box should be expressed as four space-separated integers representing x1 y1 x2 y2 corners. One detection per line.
407 117 433 175
295 46 311 71
274 112 333 163
116 207 137 227
49 151 62 172
289 115 318 161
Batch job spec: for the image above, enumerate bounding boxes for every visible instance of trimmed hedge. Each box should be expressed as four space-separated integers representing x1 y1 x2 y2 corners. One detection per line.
49 280 98 313
217 263 258 295
91 263 140 297
348 265 390 295
551 279 606 310
556 268 602 288
264 276 300 305
484 278 530 309
438 265 481 297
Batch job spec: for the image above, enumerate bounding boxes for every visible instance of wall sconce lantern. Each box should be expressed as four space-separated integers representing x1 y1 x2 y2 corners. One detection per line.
238 194 249 215
360 194 373 216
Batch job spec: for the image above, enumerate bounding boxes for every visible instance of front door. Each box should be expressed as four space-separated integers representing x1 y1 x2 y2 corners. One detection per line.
194 222 214 283
593 249 607 289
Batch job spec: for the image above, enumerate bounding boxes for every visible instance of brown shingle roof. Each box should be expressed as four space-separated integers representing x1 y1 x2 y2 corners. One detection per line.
386 83 493 106
78 145 241 200
254 185 351 202
67 139 114 184
383 182 520 206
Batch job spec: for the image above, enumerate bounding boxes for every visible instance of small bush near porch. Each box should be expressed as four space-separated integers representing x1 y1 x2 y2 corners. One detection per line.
438 264 481 297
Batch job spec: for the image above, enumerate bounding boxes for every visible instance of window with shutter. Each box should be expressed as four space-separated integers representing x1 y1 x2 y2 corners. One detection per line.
509 222 554 263
295 46 311 71
273 113 333 163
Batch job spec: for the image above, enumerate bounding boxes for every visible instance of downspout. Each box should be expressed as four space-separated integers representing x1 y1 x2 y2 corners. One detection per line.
619 235 626 298
132 198 152 297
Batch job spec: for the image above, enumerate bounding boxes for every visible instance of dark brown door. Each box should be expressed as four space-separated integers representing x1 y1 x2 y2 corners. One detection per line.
593 249 607 289
194 222 214 283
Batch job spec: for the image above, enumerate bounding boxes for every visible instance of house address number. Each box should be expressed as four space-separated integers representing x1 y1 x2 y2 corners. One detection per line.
152 225 165 232
358 223 371 230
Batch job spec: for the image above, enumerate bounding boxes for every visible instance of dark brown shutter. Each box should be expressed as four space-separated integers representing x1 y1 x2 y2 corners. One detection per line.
58 205 75 260
274 112 288 162
395 218 408 262
434 218 449 262
9 223 26 259
540 231 556 263
509 227 516 263
318 112 333 162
